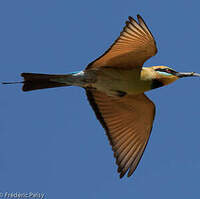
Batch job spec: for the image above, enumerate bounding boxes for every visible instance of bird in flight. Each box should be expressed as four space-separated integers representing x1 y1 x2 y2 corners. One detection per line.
3 15 200 178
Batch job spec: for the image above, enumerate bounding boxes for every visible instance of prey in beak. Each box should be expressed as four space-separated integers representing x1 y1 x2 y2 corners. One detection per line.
176 72 200 78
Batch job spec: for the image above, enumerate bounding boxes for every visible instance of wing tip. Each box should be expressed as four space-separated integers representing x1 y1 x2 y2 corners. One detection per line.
137 15 147 27
128 16 134 21
119 173 125 179
128 15 143 23
137 14 142 20
128 16 138 24
119 170 134 179
118 168 136 179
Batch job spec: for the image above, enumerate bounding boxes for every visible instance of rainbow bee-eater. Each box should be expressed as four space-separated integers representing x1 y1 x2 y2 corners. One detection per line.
3 15 200 178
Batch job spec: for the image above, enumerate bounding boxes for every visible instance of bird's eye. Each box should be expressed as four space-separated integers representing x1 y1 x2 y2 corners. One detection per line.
165 68 177 74
165 69 172 73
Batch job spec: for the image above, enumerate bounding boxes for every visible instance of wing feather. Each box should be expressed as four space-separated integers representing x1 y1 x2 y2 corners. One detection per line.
86 90 155 178
86 15 157 69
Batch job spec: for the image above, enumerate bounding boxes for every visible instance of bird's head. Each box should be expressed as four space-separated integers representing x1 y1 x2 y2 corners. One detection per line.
149 66 200 89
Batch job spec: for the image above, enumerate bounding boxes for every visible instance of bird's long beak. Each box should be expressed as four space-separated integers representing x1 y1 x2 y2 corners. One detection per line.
176 72 200 78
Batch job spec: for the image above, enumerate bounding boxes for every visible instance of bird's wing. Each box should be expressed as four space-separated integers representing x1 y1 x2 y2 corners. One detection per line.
86 90 155 178
86 15 157 70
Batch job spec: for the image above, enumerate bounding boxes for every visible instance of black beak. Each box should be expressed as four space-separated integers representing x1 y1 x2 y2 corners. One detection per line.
176 72 200 78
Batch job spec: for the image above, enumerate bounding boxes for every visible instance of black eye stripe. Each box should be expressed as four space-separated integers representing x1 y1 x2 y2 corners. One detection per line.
155 68 168 72
155 68 177 74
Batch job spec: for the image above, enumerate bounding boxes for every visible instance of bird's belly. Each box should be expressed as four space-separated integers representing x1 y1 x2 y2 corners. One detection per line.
92 69 152 96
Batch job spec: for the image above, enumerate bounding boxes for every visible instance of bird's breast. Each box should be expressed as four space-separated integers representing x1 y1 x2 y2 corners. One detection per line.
91 68 153 96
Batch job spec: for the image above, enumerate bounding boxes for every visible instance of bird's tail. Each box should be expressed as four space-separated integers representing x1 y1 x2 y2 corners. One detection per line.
2 70 95 92
21 73 72 91
2 73 72 92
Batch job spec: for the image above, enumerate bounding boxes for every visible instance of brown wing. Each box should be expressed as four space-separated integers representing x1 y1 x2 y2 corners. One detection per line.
86 15 157 70
86 90 155 178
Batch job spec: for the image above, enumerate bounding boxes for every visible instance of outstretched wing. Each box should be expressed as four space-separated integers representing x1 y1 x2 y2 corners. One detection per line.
86 15 157 70
86 90 155 178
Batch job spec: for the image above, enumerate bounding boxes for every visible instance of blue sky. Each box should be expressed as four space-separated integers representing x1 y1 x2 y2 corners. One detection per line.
0 0 200 198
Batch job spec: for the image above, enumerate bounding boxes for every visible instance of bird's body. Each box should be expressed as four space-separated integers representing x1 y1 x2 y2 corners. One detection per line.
3 15 200 178
28 65 179 96
91 67 151 95
51 67 153 95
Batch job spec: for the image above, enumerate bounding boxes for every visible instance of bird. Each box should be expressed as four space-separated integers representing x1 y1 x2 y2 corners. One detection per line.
3 15 200 178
